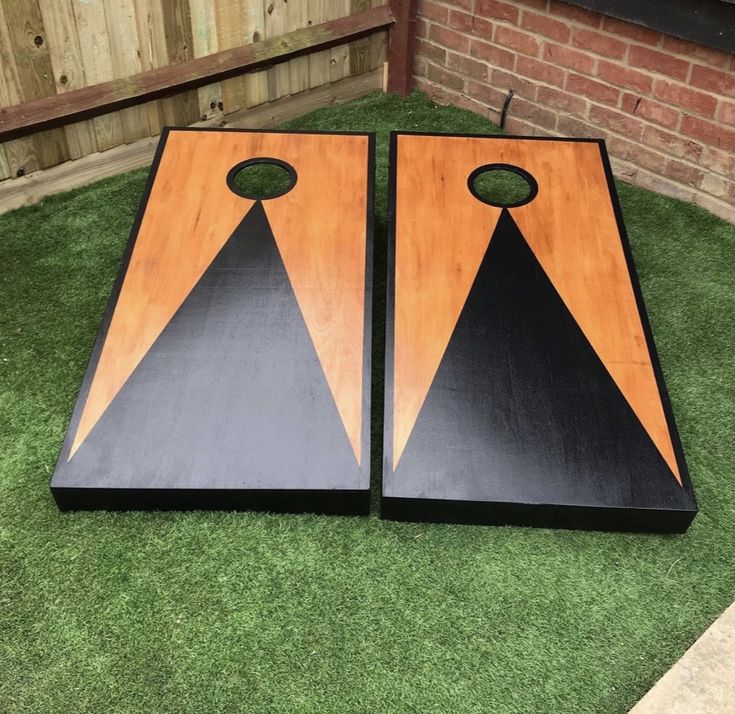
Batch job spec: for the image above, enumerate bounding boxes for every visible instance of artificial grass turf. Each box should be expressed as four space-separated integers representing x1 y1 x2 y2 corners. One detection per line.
0 91 732 714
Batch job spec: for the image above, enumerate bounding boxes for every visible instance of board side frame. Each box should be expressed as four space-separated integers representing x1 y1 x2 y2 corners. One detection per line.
51 127 376 512
381 130 696 530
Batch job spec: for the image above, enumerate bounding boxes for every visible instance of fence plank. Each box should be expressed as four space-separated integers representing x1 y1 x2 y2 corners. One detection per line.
349 0 371 76
243 1 269 108
188 0 222 120
288 0 311 95
105 0 151 142
74 0 125 150
38 0 98 159
161 0 200 125
214 0 250 115
308 0 331 90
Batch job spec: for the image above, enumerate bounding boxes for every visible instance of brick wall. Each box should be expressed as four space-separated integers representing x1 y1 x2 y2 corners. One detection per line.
414 0 735 222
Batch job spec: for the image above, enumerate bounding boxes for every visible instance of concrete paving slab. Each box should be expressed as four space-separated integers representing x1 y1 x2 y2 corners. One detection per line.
630 601 735 713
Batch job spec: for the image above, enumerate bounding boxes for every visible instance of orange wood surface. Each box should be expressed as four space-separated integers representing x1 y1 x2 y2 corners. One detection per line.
392 134 680 483
71 129 369 463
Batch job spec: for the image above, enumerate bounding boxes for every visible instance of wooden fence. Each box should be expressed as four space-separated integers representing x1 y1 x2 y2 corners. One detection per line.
0 0 407 183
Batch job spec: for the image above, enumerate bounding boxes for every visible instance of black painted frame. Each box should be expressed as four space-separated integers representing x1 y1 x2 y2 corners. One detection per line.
51 127 375 515
382 130 697 533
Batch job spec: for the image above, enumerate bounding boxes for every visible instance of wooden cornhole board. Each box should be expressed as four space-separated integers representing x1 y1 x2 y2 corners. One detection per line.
382 131 696 533
52 128 374 514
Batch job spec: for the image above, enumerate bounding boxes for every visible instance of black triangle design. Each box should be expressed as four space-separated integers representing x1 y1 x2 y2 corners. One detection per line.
389 209 691 513
60 201 363 492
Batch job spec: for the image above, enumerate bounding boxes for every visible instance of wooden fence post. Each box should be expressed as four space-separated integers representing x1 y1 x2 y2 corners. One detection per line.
386 0 417 96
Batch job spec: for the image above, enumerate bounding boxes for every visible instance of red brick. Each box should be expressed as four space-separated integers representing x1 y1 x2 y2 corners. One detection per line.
589 105 643 138
471 40 515 69
516 56 565 87
495 26 541 57
566 73 619 105
601 17 661 46
537 85 587 113
521 10 570 43
415 39 447 65
447 51 489 81
416 17 429 39
516 0 549 11
690 65 735 95
416 78 484 115
558 114 607 139
664 159 704 187
414 56 428 77
700 173 732 200
622 95 680 129
543 42 595 73
662 36 731 68
465 80 507 108
511 97 558 129
548 1 601 28
642 125 702 162
597 60 653 93
418 0 448 25
701 146 735 176
718 100 735 125
475 0 520 23
681 115 735 151
429 24 471 53
628 46 690 81
504 115 543 136
448 10 493 39
426 63 465 92
654 81 718 118
572 27 626 59
608 136 666 172
491 68 537 99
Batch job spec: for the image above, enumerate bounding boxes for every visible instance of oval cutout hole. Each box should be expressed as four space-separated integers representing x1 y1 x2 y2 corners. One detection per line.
227 158 297 200
468 164 538 208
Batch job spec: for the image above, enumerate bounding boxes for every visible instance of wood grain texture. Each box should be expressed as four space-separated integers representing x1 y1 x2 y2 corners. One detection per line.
73 0 125 151
187 0 223 119
38 0 97 159
308 0 331 89
161 0 200 126
104 0 151 143
392 134 680 482
392 135 502 469
0 0 69 167
0 144 9 179
71 130 369 465
265 0 290 102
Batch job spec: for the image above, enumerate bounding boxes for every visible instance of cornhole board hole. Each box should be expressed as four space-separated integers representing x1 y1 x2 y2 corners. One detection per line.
51 128 374 514
382 131 696 533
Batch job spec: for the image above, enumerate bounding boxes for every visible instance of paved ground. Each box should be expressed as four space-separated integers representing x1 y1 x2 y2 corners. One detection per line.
630 602 735 713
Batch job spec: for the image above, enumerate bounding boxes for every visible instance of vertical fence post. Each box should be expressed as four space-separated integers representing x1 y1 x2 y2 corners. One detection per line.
386 0 417 95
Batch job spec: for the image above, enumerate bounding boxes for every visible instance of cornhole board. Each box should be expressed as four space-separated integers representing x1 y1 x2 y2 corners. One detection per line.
51 128 374 514
382 131 697 533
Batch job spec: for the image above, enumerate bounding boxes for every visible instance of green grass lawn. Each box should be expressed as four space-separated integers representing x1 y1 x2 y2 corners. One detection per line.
0 92 733 713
